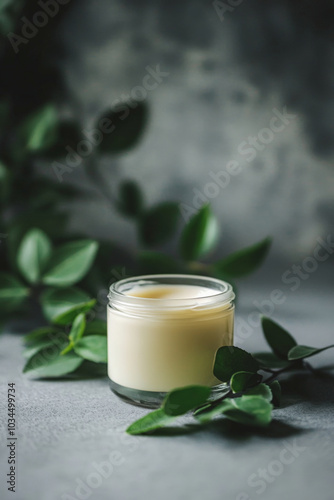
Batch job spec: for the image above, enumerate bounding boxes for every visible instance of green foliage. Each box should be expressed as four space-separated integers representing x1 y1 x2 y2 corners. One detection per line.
117 180 143 218
127 319 334 435
180 204 219 261
17 228 52 284
287 344 334 360
42 240 99 287
97 102 148 153
213 237 272 278
0 272 29 312
74 335 108 363
213 346 259 382
139 202 180 247
230 371 262 393
261 316 297 358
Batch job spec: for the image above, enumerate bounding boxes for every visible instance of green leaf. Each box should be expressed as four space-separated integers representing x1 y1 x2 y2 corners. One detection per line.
195 393 272 427
74 335 107 363
126 409 176 435
253 352 292 369
25 326 60 344
180 204 219 261
287 344 334 361
244 383 272 401
17 228 52 284
23 346 83 378
230 371 262 393
19 104 58 153
163 386 211 416
43 120 82 159
42 240 98 287
23 337 61 359
40 287 93 324
213 237 271 278
138 251 181 274
214 346 259 382
84 320 107 336
7 212 68 270
0 273 29 312
61 313 87 355
223 395 272 427
97 101 148 154
139 203 180 247
117 180 143 218
0 161 11 203
269 381 281 407
194 400 233 423
69 313 86 343
261 317 297 359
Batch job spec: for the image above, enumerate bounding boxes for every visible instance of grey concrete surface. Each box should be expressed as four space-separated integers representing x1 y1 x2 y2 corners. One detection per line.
1 273 333 500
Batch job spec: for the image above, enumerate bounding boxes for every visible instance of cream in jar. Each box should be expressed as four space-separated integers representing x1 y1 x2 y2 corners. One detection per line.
107 274 235 407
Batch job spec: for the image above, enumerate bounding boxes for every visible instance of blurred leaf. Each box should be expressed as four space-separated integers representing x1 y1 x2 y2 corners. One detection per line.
261 317 297 359
253 352 292 369
40 287 94 324
17 228 52 284
74 335 107 363
214 346 259 382
288 344 334 361
23 339 55 359
8 211 68 270
69 313 86 344
195 394 272 427
97 101 148 154
43 120 82 158
213 237 271 279
0 100 9 133
25 326 60 344
138 251 181 274
0 272 29 312
42 240 98 287
117 180 143 218
23 346 83 378
18 104 58 153
84 320 107 336
230 371 262 393
139 202 180 247
126 409 176 435
269 381 281 407
180 204 219 261
163 386 211 416
0 161 11 203
244 383 272 401
221 395 273 427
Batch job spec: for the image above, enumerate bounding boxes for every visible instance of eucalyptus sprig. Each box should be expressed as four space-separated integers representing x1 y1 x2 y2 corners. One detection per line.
126 317 334 435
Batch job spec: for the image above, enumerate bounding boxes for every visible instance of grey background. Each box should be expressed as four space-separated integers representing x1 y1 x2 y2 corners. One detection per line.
53 0 334 263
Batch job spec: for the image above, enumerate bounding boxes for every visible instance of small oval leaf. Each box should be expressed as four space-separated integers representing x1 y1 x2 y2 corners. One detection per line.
42 240 98 287
163 385 211 416
213 237 271 278
214 346 259 382
261 317 297 359
74 335 107 363
180 204 219 261
17 228 52 284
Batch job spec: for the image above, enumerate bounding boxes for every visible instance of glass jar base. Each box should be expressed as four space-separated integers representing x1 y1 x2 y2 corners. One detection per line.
109 379 230 409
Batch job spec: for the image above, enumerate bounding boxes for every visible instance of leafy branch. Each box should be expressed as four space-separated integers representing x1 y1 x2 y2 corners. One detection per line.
126 317 334 435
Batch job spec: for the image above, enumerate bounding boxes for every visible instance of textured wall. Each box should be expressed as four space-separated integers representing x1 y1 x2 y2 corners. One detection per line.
57 0 334 263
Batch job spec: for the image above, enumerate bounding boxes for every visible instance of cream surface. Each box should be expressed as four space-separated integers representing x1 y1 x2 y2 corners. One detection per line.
107 284 234 392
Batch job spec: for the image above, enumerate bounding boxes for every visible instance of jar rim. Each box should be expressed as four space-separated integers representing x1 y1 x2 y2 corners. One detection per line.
108 274 235 310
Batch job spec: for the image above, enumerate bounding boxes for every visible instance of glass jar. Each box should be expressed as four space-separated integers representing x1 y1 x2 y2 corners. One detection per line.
107 274 235 408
